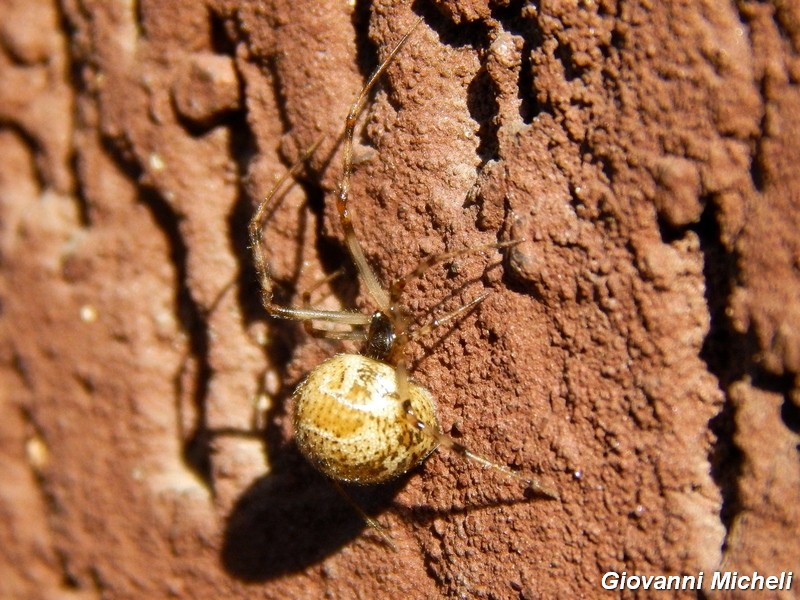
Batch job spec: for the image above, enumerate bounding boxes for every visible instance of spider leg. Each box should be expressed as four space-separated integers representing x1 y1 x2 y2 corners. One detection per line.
336 17 424 312
386 240 521 360
406 292 489 343
397 384 560 500
331 481 397 550
301 267 347 306
248 135 325 318
395 356 558 498
248 137 373 332
297 267 370 340
389 239 523 306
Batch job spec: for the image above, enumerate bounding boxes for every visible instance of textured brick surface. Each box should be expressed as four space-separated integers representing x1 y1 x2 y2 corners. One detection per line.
1 0 798 598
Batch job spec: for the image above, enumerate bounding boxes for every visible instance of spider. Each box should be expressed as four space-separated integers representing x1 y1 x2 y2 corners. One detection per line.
248 16 557 543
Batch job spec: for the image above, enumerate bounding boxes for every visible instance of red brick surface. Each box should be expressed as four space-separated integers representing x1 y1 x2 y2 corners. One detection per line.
1 0 798 598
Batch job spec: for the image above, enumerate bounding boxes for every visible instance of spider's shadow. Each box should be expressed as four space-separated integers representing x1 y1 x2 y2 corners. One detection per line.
220 437 406 580
221 261 403 580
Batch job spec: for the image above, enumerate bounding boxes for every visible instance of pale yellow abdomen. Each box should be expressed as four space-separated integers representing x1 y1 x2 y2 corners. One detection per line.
293 353 439 484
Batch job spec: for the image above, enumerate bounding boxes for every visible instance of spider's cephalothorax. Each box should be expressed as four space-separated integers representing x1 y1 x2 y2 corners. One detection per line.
363 310 398 361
